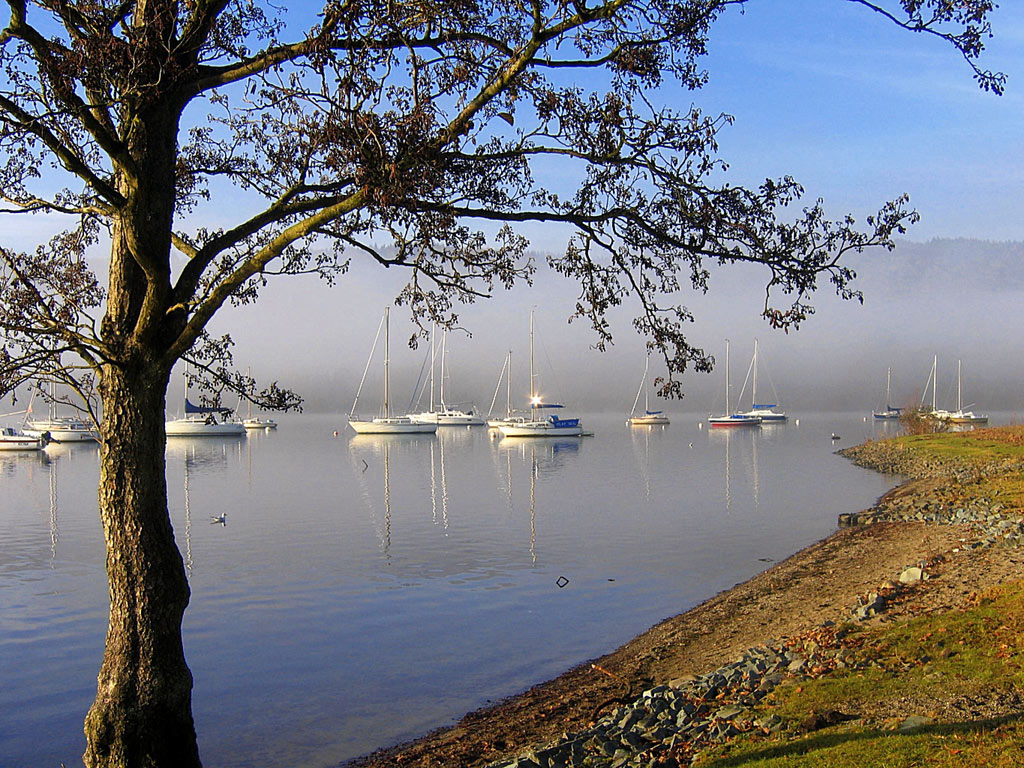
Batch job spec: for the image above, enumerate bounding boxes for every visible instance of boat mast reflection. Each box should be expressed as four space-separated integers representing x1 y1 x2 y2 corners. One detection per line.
708 425 762 511
348 432 438 554
48 450 58 565
496 437 581 562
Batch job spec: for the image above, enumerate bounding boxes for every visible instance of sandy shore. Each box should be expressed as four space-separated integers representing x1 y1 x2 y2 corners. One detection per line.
347 477 1024 768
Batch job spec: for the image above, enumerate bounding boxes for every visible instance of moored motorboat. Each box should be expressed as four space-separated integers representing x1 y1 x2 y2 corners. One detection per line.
0 426 48 451
243 417 278 430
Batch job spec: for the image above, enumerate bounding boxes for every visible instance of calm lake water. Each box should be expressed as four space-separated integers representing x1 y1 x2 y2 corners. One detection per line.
1 412 937 767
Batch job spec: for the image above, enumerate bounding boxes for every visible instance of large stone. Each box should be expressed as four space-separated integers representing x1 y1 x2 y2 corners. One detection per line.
899 566 925 584
898 715 934 732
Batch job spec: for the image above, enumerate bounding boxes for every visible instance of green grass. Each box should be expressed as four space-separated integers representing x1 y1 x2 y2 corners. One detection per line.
695 581 1024 768
879 426 1024 510
889 425 1024 464
697 721 1024 768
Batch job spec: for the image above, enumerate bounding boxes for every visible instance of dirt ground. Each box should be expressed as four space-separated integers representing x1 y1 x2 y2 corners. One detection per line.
346 480 1024 768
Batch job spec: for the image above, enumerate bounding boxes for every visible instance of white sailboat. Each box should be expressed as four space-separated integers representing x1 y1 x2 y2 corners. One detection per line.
486 349 530 428
241 367 278 429
349 308 438 435
708 340 761 428
739 340 786 422
407 330 484 426
947 359 989 424
165 368 246 437
627 354 669 425
921 355 953 421
498 312 584 438
872 367 902 420
23 384 100 442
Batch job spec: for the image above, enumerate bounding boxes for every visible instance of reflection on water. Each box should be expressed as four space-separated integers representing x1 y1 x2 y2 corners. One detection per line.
348 432 440 556
707 425 762 511
628 423 670 500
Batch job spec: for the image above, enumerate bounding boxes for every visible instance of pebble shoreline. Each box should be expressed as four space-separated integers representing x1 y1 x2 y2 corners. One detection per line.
484 440 1024 768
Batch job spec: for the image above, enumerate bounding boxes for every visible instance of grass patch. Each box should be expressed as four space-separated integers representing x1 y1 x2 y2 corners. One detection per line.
697 720 1024 768
695 581 1024 767
891 426 1024 464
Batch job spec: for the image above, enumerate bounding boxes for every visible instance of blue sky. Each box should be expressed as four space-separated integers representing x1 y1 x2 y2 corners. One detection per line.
686 1 1024 241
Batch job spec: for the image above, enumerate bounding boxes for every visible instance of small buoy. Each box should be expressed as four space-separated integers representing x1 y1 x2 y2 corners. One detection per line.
333 430 338 436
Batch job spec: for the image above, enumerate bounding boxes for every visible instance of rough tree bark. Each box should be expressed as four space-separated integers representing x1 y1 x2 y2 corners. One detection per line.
81 94 200 763
84 356 200 767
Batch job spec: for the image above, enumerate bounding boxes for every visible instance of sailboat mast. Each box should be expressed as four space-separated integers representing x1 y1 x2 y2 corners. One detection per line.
429 322 436 412
383 307 391 418
957 359 962 412
529 311 536 419
752 340 758 408
885 367 891 407
932 355 937 412
440 331 447 411
644 355 650 413
725 339 731 414
506 350 513 417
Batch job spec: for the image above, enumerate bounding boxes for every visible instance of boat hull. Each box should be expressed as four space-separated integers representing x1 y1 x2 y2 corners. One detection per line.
409 411 485 426
946 413 989 424
744 410 786 422
165 418 246 437
349 418 438 434
708 415 762 428
23 420 98 442
243 418 278 429
0 429 46 451
498 419 583 437
627 415 670 426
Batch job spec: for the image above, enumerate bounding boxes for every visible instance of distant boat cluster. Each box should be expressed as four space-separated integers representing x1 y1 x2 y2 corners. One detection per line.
872 357 989 425
1 383 100 451
2 331 993 453
165 365 278 437
706 340 787 428
348 309 586 438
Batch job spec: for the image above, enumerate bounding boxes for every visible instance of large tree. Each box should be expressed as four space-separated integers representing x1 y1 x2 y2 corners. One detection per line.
0 1 1002 765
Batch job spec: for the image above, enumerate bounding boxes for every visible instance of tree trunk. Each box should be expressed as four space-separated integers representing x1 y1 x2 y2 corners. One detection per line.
84 359 201 767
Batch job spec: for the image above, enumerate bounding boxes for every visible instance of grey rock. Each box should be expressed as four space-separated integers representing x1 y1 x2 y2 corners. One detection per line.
898 715 934 732
899 566 925 584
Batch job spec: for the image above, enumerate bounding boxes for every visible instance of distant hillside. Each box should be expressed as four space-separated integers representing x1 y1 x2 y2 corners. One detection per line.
853 238 1024 293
